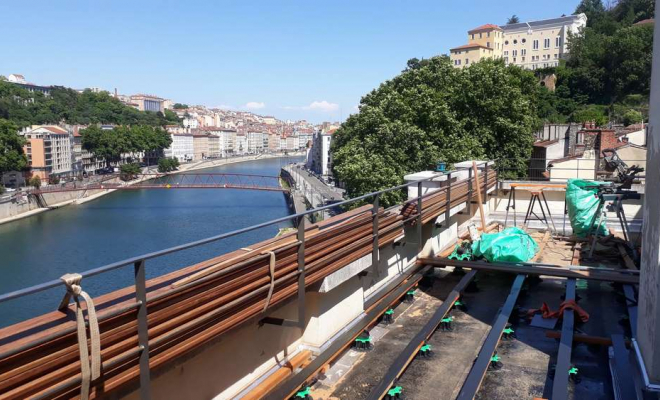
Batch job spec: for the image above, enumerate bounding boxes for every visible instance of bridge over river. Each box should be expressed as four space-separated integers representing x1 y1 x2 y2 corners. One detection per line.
0 156 304 327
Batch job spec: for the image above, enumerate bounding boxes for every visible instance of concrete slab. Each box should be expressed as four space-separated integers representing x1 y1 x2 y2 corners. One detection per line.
315 270 462 399
318 254 372 293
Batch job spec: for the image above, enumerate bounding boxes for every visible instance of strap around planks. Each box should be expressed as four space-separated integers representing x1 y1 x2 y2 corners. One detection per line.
262 251 276 311
59 273 101 400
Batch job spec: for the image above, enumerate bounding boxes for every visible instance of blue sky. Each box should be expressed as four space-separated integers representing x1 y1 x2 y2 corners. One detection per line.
1 0 581 123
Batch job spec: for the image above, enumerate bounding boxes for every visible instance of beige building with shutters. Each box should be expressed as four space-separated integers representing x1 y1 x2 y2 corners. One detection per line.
450 14 587 70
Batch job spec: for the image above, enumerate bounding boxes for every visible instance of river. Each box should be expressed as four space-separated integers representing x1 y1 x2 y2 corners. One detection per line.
0 156 304 327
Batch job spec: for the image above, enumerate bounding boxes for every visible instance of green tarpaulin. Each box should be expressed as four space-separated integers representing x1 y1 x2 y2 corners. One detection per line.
471 227 539 263
565 178 608 238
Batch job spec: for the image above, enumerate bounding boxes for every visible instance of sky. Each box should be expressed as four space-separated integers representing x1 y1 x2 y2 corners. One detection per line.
1 0 581 123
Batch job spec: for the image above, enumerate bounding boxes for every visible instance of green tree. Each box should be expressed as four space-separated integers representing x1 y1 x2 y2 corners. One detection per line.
81 125 129 167
158 158 179 173
331 57 540 207
612 0 655 24
28 175 41 189
172 103 188 109
506 15 520 24
120 163 141 181
571 104 609 126
622 109 643 125
0 119 28 175
164 109 181 125
0 81 174 128
607 24 654 102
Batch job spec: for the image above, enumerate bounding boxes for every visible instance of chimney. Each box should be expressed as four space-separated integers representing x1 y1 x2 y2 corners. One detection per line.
114 88 118 98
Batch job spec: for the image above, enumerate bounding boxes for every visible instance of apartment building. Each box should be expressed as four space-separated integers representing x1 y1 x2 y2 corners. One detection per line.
285 135 300 152
207 135 220 158
450 14 587 69
235 133 248 155
267 133 281 152
247 131 264 153
192 134 210 160
130 94 165 113
202 128 235 156
307 130 333 178
22 126 73 181
164 134 194 162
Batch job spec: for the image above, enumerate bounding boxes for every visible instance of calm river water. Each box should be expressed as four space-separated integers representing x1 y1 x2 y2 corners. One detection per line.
0 156 303 327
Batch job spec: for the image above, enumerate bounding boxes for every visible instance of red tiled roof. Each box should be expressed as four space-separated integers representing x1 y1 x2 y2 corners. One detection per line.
450 43 493 51
40 126 68 135
634 18 654 26
534 139 560 148
548 153 585 165
468 24 501 33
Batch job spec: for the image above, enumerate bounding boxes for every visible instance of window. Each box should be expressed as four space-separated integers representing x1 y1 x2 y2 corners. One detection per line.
522 56 525 62
479 33 482 38
465 58 469 65
471 34 474 39
487 41 490 48
513 57 517 62
521 49 526 56
504 57 509 63
522 38 526 43
454 59 461 65
555 37 560 47
487 32 491 37
505 40 509 45
533 40 539 50
544 38 550 49
512 50 518 57
504 50 508 56
554 54 558 59
513 39 518 44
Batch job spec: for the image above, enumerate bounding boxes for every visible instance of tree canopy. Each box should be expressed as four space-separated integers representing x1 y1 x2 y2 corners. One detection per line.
0 119 27 174
534 0 654 125
0 81 180 128
507 15 520 24
331 57 540 206
81 125 171 166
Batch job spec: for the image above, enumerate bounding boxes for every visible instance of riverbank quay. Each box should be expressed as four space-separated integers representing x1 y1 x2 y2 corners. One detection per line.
0 152 304 226
281 163 344 222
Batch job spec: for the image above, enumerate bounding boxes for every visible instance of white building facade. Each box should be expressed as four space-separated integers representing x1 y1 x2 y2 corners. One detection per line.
164 134 194 162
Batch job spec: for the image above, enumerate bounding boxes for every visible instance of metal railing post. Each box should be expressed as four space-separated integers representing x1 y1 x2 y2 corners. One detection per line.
134 260 152 400
467 166 472 215
484 162 489 202
417 182 423 251
297 216 306 329
445 172 452 224
372 193 380 278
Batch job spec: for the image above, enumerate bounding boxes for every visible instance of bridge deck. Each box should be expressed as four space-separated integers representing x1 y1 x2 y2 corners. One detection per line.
29 173 287 194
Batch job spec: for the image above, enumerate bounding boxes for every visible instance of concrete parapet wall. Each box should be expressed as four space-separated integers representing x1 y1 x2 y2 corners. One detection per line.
121 163 497 400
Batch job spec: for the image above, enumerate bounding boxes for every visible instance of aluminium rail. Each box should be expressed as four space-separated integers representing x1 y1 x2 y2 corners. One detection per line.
365 270 478 400
551 278 576 400
456 274 526 400
0 161 492 400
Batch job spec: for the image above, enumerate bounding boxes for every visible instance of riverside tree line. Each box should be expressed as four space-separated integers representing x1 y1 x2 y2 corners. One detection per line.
0 79 180 182
332 0 655 206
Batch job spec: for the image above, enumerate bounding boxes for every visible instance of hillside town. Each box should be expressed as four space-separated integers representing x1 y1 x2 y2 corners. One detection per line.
1 73 339 188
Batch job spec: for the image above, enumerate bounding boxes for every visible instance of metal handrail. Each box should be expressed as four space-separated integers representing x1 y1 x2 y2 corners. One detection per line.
0 160 495 400
0 161 488 305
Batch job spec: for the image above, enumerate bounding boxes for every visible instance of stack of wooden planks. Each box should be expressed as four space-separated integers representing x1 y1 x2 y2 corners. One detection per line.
400 169 497 225
0 206 403 399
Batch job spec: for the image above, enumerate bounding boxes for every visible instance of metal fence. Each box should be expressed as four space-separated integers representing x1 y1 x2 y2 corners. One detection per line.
494 157 647 184
0 161 492 399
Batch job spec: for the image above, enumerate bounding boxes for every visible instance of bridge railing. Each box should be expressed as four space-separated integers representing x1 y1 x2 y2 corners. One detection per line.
0 161 491 399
